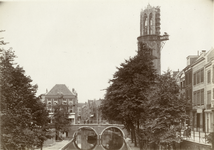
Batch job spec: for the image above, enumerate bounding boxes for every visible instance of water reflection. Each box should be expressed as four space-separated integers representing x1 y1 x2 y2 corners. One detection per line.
101 127 123 150
72 127 125 150
74 127 97 150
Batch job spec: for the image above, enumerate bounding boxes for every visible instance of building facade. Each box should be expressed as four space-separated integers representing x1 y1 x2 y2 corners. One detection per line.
137 4 169 74
192 51 207 131
77 103 84 123
80 99 104 124
183 55 199 127
203 49 214 132
175 48 214 132
44 84 78 124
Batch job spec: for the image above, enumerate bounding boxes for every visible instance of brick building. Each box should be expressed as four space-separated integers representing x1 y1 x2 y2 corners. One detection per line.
44 84 78 124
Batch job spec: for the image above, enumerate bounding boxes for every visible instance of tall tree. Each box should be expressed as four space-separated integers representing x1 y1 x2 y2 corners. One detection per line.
0 49 51 149
52 101 70 141
32 100 53 150
100 43 157 146
142 71 190 149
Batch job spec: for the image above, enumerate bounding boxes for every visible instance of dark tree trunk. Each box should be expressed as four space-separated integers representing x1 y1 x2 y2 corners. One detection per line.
133 128 137 147
55 130 59 141
40 141 43 150
131 129 134 143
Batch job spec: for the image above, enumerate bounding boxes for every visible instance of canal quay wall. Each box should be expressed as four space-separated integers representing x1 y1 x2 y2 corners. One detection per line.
137 140 212 150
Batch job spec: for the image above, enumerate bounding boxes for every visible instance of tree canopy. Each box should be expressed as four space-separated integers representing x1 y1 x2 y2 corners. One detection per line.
100 43 190 149
140 71 189 149
100 43 157 145
52 103 70 140
0 49 51 150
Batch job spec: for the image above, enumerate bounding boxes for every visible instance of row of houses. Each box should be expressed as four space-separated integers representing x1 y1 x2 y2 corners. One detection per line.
175 48 214 132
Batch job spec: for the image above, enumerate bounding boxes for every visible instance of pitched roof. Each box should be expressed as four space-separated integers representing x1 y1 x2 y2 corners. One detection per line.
46 84 75 96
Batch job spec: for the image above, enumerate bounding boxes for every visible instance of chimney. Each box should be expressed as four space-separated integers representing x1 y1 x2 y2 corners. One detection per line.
200 50 206 55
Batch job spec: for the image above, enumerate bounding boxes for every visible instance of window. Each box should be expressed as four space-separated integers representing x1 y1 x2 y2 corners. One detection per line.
144 14 148 35
213 65 214 83
188 89 191 99
198 71 201 83
69 101 73 105
63 99 67 105
201 69 204 82
197 91 200 106
213 88 214 99
208 70 211 83
201 89 204 105
47 99 52 105
186 89 189 99
207 91 211 104
189 72 191 84
194 73 196 85
194 92 197 106
149 13 152 34
54 99 58 105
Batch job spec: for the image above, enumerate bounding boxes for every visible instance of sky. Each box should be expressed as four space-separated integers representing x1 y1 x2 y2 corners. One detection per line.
0 0 213 103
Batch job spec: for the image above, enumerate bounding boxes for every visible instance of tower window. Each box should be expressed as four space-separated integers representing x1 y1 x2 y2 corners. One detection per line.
143 14 148 35
149 13 153 34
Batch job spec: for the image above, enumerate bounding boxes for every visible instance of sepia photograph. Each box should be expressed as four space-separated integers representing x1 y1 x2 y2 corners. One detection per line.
0 0 213 149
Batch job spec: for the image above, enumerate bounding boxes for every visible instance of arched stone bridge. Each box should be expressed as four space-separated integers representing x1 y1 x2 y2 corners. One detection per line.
68 124 127 138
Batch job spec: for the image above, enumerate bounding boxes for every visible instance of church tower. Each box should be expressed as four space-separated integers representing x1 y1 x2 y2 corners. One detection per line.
137 4 169 74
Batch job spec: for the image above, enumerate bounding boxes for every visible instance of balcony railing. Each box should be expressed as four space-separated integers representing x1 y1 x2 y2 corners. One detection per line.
181 126 212 146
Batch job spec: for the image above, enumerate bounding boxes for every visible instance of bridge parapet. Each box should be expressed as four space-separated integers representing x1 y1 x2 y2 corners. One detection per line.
68 124 126 138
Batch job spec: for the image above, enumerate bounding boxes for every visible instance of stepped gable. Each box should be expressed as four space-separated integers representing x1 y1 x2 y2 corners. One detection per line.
47 84 74 96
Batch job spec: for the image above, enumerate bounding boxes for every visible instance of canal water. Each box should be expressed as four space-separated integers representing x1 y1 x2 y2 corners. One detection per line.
66 127 129 150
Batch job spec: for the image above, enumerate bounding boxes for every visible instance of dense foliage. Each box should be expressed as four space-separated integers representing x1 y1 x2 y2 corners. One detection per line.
100 43 189 149
0 49 51 150
100 43 157 145
52 102 70 140
140 71 189 149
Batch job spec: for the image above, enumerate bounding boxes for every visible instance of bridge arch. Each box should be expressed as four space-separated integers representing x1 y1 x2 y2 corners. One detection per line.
72 126 99 138
100 125 125 137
